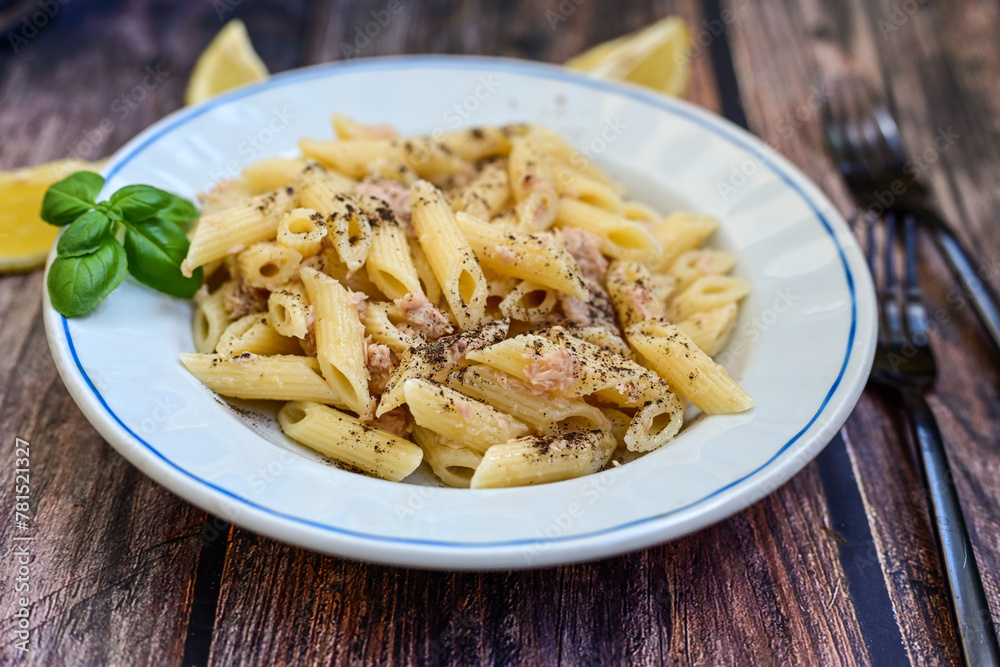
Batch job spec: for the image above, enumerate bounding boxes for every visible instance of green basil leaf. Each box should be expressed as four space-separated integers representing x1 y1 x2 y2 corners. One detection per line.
158 195 200 227
47 239 127 317
123 216 203 298
109 184 172 222
41 171 105 226
56 210 112 257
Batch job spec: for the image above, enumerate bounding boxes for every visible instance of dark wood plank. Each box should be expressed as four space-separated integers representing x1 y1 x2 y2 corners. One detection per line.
726 0 1000 663
0 1 310 664
0 272 205 664
208 467 869 667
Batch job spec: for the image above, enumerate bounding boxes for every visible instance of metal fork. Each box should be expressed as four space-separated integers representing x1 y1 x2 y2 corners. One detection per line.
825 75 1000 361
865 212 1000 667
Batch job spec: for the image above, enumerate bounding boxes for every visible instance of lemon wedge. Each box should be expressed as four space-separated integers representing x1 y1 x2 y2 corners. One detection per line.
0 160 101 273
565 16 692 97
184 19 269 105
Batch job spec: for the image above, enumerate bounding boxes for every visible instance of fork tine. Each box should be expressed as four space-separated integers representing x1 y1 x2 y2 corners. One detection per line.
822 80 852 174
903 213 929 340
871 98 909 175
883 213 905 345
848 77 893 180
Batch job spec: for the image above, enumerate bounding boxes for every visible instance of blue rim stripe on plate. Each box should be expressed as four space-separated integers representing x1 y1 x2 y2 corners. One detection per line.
61 56 857 550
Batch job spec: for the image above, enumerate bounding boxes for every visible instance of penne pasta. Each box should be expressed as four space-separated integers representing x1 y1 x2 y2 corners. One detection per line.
410 180 488 330
279 401 422 481
626 319 753 415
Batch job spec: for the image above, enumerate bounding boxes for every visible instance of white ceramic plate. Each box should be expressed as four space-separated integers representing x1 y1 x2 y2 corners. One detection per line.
44 56 876 569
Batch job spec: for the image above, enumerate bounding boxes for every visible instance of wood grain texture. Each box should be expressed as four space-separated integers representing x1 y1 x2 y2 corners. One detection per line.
208 467 868 667
0 0 997 664
726 0 1000 664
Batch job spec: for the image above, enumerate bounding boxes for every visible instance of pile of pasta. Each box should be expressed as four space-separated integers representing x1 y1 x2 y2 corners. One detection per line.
179 116 753 489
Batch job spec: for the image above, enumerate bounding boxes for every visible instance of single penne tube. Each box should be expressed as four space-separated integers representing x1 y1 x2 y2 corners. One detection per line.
514 189 558 232
242 157 306 193
674 302 739 357
180 353 343 404
455 158 510 220
403 378 530 453
297 163 370 269
498 281 559 321
554 198 662 261
507 132 556 203
192 282 233 353
444 365 610 432
301 136 470 181
605 260 665 329
665 275 750 322
410 180 488 330
621 201 660 223
216 313 302 357
649 211 719 270
412 425 483 488
435 126 514 161
550 162 623 212
668 249 737 292
468 329 669 403
363 198 424 300
278 401 422 482
626 319 753 415
409 240 443 306
561 326 633 359
268 283 312 339
237 242 303 289
276 207 327 258
623 393 685 452
182 186 296 276
534 126 625 194
455 212 588 299
331 113 398 140
300 267 374 417
364 302 419 353
470 428 617 488
376 318 509 416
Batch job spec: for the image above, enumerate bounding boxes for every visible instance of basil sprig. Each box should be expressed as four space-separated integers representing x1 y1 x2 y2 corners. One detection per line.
42 171 203 317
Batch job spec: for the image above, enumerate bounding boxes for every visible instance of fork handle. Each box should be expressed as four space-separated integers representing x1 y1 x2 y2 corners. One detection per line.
900 389 1000 667
918 209 1000 361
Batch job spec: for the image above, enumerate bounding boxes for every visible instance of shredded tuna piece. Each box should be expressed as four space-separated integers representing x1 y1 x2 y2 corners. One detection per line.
456 399 474 421
224 279 268 319
371 406 412 438
556 228 608 284
495 244 516 265
394 292 453 339
367 123 399 138
347 290 368 322
365 337 397 393
522 348 582 395
447 338 471 363
355 179 412 232
629 285 655 320
559 278 617 332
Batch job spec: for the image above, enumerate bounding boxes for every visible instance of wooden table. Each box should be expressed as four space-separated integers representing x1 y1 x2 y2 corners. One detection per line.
1 0 998 664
